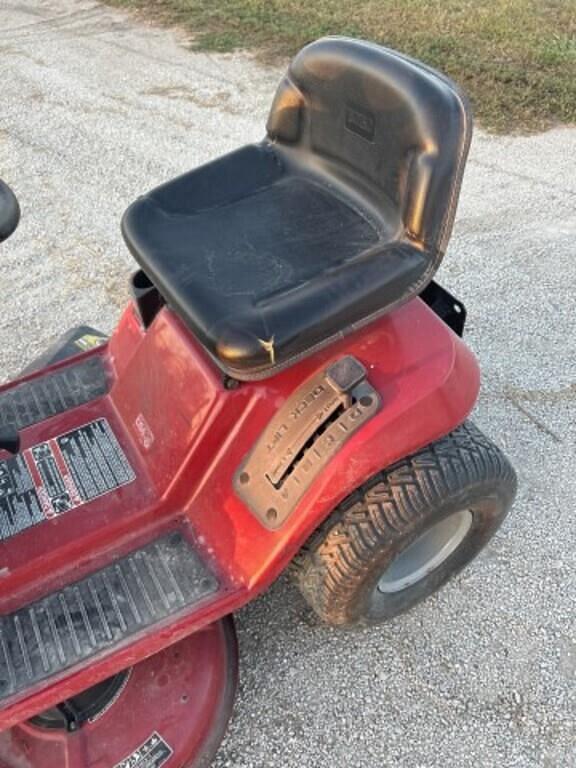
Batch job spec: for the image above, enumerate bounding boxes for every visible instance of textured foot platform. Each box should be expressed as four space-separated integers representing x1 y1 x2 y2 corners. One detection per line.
0 357 108 432
0 534 218 702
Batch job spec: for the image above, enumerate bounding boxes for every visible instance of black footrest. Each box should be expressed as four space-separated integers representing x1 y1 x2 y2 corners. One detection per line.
0 534 218 702
0 357 108 432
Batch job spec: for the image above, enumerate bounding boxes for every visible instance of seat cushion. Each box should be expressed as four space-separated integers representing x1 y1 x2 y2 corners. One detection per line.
122 143 428 379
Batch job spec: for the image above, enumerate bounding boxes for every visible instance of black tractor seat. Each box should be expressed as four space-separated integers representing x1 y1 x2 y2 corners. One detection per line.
122 37 472 380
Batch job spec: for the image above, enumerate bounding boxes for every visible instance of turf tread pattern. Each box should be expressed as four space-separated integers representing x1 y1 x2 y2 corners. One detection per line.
292 421 516 625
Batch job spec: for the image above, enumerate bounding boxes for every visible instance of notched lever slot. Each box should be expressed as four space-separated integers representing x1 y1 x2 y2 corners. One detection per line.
265 400 347 490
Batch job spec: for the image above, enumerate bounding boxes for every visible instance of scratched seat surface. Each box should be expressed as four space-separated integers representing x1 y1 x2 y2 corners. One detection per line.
122 38 471 379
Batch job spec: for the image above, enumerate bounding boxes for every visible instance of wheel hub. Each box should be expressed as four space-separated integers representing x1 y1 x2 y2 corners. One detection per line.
378 509 473 593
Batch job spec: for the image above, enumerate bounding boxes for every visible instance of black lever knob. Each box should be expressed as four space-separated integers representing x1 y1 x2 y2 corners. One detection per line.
0 427 20 455
0 179 21 244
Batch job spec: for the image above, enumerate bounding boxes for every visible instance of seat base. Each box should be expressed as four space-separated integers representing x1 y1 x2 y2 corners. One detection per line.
122 143 428 378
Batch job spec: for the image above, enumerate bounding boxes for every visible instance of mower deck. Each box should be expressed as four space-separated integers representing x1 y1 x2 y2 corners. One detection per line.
0 620 238 768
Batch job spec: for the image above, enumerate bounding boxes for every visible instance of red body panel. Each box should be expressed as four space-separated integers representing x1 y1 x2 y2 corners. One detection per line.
0 297 479 727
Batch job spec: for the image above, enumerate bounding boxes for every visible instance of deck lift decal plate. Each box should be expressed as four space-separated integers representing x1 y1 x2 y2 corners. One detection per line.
0 418 135 542
235 356 381 529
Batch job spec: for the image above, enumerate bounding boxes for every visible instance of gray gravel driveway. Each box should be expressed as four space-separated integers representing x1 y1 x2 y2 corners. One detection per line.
0 2 575 766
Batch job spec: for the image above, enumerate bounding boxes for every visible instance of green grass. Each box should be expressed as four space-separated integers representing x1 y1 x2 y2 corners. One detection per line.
108 0 575 132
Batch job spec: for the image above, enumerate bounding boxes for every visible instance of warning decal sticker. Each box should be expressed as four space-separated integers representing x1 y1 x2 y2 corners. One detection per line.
0 454 44 541
114 732 173 768
0 418 135 542
57 419 136 503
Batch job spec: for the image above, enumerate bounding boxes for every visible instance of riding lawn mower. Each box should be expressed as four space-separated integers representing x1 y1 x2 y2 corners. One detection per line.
0 37 516 767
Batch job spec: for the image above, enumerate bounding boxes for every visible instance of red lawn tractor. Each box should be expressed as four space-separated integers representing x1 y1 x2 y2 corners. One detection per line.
0 37 516 768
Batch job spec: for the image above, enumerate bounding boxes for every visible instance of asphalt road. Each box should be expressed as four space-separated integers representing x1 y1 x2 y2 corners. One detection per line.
1 2 575 766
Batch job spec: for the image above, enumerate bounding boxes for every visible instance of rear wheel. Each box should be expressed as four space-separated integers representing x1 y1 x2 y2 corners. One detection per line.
292 421 517 626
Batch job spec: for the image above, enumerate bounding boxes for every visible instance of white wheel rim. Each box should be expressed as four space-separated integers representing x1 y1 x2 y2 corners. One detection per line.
377 509 473 594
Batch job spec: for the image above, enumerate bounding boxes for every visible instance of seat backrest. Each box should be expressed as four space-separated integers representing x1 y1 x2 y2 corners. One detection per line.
267 37 472 258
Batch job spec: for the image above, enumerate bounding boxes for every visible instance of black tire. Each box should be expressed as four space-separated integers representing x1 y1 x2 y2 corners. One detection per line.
292 421 517 626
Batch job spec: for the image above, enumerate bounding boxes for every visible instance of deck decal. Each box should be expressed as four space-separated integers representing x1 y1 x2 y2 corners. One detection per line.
0 418 135 541
114 732 173 768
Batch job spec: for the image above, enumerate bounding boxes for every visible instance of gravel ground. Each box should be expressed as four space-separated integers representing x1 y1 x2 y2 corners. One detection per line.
1 2 575 766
